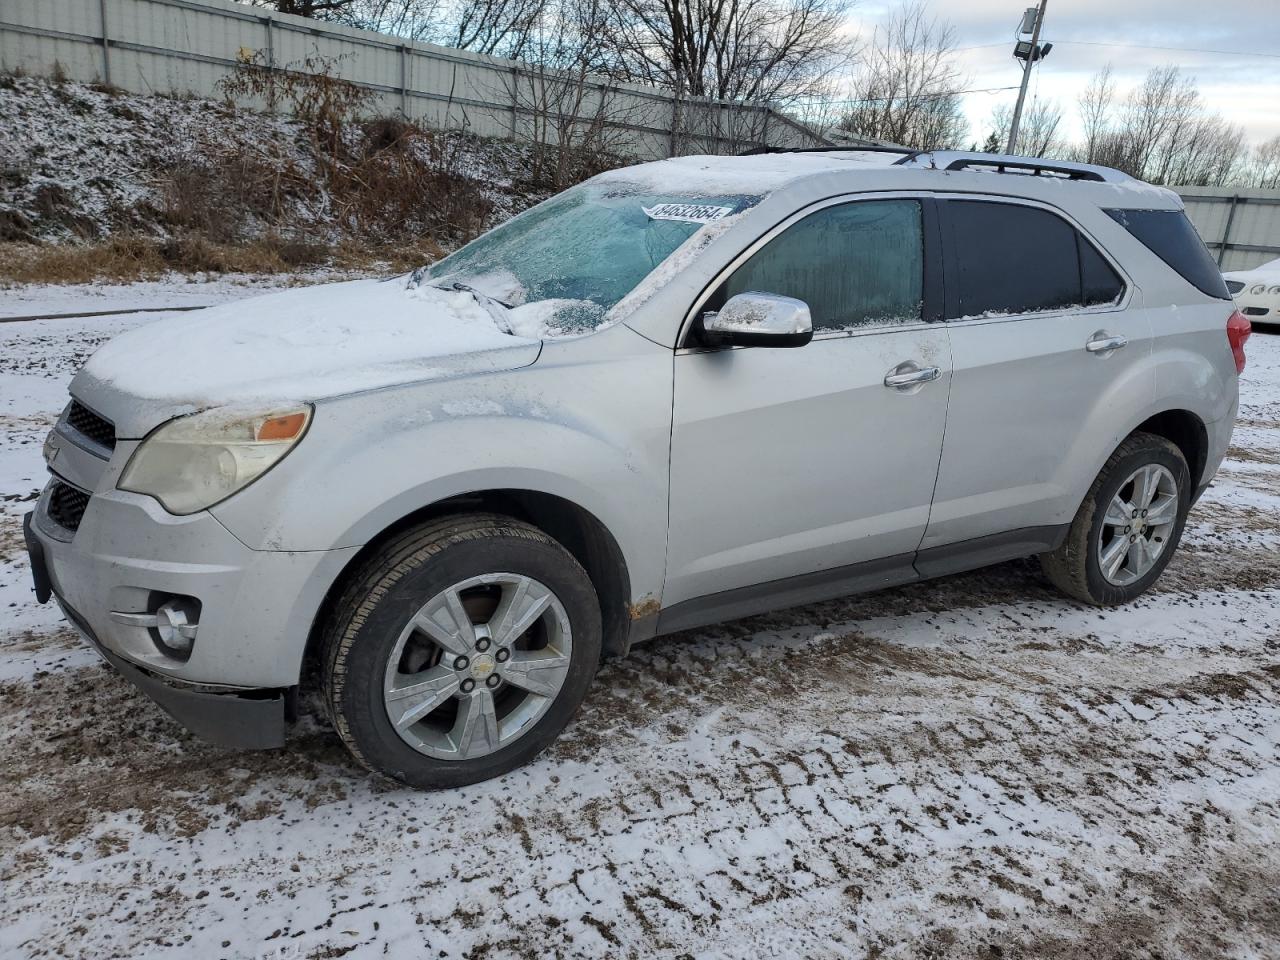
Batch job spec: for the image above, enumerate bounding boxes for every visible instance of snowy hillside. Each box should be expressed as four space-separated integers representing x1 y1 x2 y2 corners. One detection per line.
0 74 565 264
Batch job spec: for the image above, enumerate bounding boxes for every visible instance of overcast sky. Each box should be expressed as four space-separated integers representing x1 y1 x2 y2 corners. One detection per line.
845 0 1280 149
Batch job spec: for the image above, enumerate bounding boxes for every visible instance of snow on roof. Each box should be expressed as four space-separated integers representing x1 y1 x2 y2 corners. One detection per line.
591 148 1178 207
593 150 907 195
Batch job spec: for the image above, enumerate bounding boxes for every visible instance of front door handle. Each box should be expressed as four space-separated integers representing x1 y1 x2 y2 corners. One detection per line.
884 364 942 389
1086 333 1129 354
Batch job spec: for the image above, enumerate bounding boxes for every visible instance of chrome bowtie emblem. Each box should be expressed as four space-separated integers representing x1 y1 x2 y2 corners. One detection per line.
470 654 496 680
42 431 60 465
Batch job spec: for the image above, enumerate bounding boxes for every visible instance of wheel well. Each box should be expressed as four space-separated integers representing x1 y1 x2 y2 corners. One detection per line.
301 490 633 684
1134 410 1208 487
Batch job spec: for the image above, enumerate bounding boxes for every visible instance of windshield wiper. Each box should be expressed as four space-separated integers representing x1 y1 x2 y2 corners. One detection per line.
429 281 515 334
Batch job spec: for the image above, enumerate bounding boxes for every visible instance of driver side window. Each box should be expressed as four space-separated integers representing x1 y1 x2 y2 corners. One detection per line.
716 199 924 332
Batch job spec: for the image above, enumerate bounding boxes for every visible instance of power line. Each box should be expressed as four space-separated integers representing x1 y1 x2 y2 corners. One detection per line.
956 38 1280 60
1054 39 1280 59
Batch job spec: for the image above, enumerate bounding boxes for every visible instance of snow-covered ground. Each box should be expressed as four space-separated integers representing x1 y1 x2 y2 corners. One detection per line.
0 274 329 319
1 284 1278 959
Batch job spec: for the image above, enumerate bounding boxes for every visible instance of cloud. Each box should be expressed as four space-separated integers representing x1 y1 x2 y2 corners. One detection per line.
849 0 1280 147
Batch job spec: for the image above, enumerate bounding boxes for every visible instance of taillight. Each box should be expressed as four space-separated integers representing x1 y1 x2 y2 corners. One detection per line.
1227 310 1251 374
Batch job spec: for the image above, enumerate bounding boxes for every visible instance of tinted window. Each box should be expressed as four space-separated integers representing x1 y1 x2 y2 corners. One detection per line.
1104 208 1230 300
1079 234 1125 305
719 200 923 331
949 201 1083 317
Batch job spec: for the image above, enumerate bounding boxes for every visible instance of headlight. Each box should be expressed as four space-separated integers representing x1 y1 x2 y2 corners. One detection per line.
1269 285 1280 295
119 406 312 515
1250 284 1266 295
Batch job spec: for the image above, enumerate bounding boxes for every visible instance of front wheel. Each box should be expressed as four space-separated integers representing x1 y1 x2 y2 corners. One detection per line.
1040 431 1191 606
321 514 602 789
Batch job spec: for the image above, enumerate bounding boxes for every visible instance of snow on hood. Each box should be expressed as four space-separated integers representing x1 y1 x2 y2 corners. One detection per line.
72 277 542 436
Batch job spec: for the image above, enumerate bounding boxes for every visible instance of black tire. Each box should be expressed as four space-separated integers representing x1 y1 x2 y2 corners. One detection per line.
1040 431 1191 606
321 513 601 789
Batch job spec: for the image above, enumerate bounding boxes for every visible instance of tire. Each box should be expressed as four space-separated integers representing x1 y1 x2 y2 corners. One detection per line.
1040 431 1191 606
321 513 601 789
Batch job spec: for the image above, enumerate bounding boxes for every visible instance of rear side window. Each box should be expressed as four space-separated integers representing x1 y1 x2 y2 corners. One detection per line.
947 200 1123 318
1104 208 1230 300
1079 237 1125 305
718 199 924 331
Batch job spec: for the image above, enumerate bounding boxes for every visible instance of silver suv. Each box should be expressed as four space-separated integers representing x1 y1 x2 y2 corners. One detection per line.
24 148 1251 787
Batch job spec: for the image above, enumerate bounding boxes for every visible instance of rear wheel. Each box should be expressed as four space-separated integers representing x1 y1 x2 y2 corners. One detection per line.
321 514 601 789
1040 431 1191 606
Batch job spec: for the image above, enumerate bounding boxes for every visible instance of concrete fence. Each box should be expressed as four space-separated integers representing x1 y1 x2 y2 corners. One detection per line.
0 0 830 160
1177 188 1280 273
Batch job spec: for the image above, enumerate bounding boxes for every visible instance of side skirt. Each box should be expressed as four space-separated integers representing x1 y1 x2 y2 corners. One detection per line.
639 525 1069 643
913 524 1068 580
653 553 918 638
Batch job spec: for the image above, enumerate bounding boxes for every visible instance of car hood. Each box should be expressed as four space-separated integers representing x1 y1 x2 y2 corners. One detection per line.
1224 267 1280 286
71 277 543 438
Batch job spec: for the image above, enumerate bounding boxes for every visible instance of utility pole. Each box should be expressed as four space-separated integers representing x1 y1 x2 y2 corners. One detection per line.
1006 0 1049 154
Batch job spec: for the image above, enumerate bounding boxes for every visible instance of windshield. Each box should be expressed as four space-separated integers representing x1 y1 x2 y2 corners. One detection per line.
413 182 761 336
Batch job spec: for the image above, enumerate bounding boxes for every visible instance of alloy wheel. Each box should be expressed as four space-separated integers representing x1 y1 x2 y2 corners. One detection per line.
1096 463 1179 586
382 573 573 760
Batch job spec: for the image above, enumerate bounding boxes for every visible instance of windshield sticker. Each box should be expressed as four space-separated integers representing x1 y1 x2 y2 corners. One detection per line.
642 203 735 224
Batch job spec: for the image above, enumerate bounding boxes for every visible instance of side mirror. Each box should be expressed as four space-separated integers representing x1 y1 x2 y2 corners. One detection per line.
700 292 813 348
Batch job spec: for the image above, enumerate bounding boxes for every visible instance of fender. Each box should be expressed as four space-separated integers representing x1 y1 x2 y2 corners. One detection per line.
1075 302 1237 500
209 325 675 610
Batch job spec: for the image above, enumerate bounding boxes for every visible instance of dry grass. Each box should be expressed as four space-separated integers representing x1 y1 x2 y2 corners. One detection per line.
0 66 625 284
0 235 446 285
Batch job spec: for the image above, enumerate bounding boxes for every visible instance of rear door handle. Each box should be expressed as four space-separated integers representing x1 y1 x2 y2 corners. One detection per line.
884 364 942 389
1086 333 1128 354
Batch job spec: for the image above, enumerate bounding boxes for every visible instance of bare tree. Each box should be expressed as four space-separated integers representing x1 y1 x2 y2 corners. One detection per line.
1070 65 1247 186
988 98 1064 158
447 0 547 58
249 0 358 15
1253 135 1280 189
1121 66 1198 179
837 2 968 150
504 0 638 187
607 0 851 105
247 0 442 38
1077 65 1115 164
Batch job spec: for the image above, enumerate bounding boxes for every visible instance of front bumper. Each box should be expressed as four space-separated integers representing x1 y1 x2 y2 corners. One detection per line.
1234 293 1280 324
59 584 288 750
24 477 358 748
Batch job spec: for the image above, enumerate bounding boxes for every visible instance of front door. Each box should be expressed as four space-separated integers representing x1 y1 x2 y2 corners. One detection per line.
663 196 952 618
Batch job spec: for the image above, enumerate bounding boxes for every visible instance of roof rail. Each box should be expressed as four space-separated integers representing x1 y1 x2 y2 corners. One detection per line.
907 151 1129 183
740 145 922 163
945 157 1104 181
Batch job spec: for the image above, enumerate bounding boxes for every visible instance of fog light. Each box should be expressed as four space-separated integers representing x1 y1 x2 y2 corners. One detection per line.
110 596 200 659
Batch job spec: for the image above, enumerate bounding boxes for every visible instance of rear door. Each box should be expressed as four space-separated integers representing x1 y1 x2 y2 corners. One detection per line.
920 196 1153 562
662 195 952 617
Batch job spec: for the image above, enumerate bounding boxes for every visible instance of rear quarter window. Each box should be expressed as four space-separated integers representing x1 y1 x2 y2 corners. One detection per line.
1104 208 1230 300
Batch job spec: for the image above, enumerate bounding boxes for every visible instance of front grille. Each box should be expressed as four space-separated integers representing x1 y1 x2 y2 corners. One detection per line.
48 480 90 532
1243 306 1270 317
65 400 116 450
1225 279 1245 294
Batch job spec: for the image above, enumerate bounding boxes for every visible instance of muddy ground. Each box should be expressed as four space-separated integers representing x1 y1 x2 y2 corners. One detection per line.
1 302 1277 959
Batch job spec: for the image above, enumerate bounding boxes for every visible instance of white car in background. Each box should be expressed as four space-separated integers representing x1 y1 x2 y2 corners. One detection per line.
1225 257 1280 327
